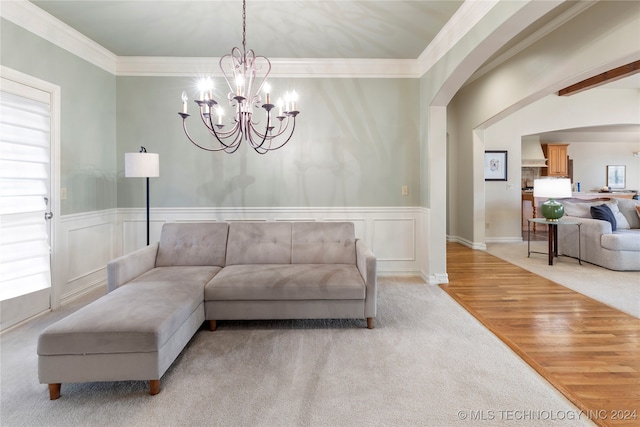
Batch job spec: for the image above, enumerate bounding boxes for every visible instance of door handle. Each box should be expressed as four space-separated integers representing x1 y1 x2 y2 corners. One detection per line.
45 212 53 220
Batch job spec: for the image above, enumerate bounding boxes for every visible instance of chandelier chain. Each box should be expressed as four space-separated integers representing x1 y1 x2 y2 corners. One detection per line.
242 0 246 53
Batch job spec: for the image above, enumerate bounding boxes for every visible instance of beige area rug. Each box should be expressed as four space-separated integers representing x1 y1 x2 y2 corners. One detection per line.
0 278 597 427
486 242 640 318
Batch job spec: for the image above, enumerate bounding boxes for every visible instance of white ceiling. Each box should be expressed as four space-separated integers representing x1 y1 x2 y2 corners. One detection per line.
30 0 464 59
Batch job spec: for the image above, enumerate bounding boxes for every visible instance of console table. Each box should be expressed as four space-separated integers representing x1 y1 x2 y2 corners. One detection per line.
527 218 582 266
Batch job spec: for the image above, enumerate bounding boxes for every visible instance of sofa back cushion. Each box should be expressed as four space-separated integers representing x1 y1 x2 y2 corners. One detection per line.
563 198 633 229
155 222 229 267
616 198 640 229
226 222 292 265
292 222 356 264
563 199 609 218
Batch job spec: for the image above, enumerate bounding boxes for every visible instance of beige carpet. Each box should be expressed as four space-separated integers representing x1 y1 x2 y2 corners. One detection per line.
486 242 640 318
1 278 594 426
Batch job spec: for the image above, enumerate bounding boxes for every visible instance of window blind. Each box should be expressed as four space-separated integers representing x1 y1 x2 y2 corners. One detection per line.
0 90 51 301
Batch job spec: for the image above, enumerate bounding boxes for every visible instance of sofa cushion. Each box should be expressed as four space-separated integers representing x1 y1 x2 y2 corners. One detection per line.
616 198 640 229
226 222 292 265
292 222 356 264
563 199 607 218
38 266 220 356
155 222 229 267
601 230 640 251
606 199 630 229
205 264 365 301
591 205 617 231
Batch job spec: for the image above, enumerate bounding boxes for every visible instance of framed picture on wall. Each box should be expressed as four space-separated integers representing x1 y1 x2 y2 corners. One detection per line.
606 165 625 189
484 150 508 181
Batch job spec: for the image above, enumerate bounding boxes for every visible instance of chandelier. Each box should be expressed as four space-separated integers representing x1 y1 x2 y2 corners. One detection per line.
178 0 299 154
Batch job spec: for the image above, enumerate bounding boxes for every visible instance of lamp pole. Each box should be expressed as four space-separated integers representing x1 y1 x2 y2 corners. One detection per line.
145 176 150 245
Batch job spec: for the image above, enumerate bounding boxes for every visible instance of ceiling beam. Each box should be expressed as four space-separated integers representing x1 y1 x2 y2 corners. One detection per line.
558 60 640 96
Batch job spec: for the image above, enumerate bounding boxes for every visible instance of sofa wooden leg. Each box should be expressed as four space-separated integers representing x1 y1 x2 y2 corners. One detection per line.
48 383 61 400
149 380 161 395
367 317 374 329
209 320 217 331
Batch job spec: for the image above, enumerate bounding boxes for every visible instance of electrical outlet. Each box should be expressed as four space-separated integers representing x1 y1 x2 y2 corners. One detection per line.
60 187 67 200
402 186 408 196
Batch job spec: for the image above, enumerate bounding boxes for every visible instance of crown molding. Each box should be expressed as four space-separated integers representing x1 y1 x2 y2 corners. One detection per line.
2 0 420 79
116 56 420 78
2 0 499 80
417 0 499 75
1 0 117 74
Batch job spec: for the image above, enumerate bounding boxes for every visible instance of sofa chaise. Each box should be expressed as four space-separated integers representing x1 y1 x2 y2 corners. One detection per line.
37 221 377 399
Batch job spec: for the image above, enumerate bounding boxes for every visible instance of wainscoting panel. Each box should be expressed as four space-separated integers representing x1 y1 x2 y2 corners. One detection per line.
371 218 416 278
55 207 433 316
58 210 117 305
118 207 424 275
122 219 165 254
67 222 112 281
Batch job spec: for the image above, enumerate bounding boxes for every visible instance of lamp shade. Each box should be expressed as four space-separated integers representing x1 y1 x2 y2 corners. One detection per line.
125 152 159 178
534 178 572 221
533 178 572 199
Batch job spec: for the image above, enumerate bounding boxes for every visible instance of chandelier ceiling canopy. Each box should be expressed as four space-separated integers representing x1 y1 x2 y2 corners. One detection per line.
178 0 299 154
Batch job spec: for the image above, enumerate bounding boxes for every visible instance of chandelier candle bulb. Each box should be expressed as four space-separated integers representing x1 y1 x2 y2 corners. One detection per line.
264 83 271 105
236 75 244 97
181 91 188 114
216 107 223 125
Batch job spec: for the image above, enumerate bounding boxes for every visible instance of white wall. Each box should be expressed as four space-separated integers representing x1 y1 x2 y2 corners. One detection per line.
483 88 640 241
448 1 640 247
569 141 640 193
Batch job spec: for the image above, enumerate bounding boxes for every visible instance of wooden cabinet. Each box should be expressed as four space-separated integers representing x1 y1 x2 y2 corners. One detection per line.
541 144 569 177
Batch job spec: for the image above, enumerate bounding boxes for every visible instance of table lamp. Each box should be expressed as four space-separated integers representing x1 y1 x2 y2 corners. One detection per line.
533 178 572 221
125 146 160 245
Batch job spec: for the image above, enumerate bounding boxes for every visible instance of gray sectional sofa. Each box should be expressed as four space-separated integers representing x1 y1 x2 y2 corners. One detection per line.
37 221 377 399
557 197 640 271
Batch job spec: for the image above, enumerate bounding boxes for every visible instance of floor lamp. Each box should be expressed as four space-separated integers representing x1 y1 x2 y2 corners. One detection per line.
125 147 160 245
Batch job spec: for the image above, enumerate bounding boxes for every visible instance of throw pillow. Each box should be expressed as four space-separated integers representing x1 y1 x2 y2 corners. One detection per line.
618 198 640 229
636 205 640 221
591 204 617 231
605 200 630 229
563 200 594 218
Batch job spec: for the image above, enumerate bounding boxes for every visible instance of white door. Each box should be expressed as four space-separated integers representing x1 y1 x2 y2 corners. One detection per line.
0 77 54 330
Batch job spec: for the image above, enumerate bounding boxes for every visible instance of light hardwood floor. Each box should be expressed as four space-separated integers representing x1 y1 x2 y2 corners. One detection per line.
442 243 640 427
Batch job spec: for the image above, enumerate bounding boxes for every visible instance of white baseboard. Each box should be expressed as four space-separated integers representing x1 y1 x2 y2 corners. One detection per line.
447 235 487 250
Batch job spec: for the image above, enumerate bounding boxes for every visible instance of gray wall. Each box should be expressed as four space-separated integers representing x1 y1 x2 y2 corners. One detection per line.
2 17 421 213
116 76 420 208
1 19 117 216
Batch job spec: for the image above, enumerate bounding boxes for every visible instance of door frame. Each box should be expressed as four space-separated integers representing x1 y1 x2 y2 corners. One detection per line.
1 66 62 313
